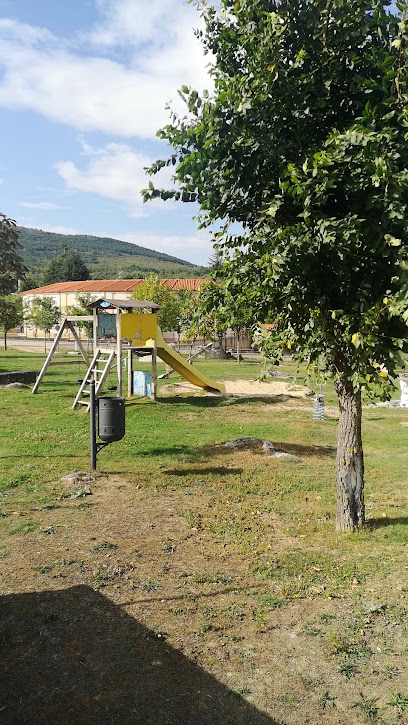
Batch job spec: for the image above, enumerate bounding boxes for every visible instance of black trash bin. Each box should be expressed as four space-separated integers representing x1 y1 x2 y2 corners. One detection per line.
98 397 125 442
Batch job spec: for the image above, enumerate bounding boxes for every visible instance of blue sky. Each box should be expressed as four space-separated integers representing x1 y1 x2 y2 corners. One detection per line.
0 0 215 265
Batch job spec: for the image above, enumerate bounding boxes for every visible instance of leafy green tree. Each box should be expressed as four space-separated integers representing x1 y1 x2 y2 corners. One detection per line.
0 294 22 350
193 281 229 348
143 0 408 531
42 245 90 285
0 214 26 294
173 289 197 349
25 297 60 352
66 292 95 338
130 274 181 332
198 280 251 359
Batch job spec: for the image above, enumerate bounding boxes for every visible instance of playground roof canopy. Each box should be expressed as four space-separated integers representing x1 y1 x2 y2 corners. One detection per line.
88 298 161 311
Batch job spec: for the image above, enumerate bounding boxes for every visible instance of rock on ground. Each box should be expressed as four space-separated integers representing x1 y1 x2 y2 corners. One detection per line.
222 438 299 459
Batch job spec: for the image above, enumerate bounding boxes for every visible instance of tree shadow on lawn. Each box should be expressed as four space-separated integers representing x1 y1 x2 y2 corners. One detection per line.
154 394 297 408
162 466 244 477
0 586 277 725
272 442 336 459
365 517 408 530
137 441 335 463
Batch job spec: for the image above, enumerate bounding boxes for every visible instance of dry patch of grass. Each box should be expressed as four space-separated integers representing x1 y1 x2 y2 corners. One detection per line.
1 353 407 723
1 466 407 725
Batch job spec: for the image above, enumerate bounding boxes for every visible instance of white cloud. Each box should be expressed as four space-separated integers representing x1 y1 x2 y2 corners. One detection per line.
29 224 80 235
55 141 176 216
0 18 55 46
0 2 212 139
89 0 188 48
19 201 62 210
111 231 212 266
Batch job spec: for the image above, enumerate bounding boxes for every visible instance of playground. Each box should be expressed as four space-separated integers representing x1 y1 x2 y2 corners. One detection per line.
1 345 408 724
31 298 226 407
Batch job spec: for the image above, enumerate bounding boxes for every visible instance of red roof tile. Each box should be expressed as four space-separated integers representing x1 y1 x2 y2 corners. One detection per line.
21 279 208 295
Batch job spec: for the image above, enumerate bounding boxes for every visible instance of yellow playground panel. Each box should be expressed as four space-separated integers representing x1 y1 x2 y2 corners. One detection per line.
120 311 226 394
120 312 158 346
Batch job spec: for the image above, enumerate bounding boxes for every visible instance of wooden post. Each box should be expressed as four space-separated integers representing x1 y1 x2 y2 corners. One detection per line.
66 321 89 365
116 311 122 397
152 340 157 400
93 308 98 355
127 349 133 397
32 318 68 394
32 315 93 394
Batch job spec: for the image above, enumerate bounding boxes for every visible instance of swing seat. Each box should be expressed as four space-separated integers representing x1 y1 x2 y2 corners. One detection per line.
399 378 408 408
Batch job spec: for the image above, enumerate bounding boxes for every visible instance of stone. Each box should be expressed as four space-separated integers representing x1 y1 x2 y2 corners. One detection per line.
204 347 232 359
268 451 298 460
4 382 30 389
223 437 272 451
222 438 300 460
60 472 101 485
0 370 36 385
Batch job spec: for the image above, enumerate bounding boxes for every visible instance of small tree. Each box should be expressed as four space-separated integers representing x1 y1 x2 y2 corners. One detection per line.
66 292 95 352
0 214 26 294
173 289 197 350
198 280 251 360
130 275 181 332
66 292 95 337
25 298 60 352
143 0 408 532
0 295 22 350
184 282 228 350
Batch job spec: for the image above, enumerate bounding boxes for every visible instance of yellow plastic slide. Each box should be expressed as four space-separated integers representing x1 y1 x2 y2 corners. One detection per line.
152 327 226 394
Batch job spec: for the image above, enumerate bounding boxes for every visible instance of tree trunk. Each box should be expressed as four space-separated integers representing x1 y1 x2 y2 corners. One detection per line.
334 377 365 532
4 331 7 351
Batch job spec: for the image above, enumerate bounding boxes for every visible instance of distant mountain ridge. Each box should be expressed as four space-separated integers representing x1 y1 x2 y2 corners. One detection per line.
18 227 208 280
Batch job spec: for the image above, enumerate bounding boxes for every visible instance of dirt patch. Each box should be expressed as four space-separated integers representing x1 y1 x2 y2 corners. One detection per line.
161 377 310 398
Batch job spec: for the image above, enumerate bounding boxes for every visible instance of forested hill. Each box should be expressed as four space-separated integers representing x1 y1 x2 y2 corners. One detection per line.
18 227 208 280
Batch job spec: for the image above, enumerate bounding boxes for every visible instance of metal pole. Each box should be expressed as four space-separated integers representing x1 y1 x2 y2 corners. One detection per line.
127 349 133 397
90 380 97 470
152 339 157 400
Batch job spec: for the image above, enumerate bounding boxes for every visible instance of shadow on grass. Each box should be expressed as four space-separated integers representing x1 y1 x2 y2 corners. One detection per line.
0 586 278 725
272 442 336 458
366 517 408 529
122 584 262 606
155 394 297 408
162 466 243 477
138 440 335 462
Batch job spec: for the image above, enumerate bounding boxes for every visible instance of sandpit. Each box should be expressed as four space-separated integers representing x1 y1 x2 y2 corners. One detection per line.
160 377 310 398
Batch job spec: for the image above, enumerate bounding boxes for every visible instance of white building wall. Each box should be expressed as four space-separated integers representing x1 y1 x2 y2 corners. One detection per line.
22 289 133 338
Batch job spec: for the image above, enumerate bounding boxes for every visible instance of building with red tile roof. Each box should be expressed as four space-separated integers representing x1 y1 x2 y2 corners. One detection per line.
20 279 208 337
22 279 207 296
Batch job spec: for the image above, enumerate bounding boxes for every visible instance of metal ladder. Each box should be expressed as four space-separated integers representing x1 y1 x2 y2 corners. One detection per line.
72 348 116 410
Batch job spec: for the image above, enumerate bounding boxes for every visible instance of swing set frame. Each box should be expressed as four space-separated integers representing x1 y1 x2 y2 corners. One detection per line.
32 299 161 401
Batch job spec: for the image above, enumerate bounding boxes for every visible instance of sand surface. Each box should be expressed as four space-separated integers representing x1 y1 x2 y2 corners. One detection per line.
161 377 309 398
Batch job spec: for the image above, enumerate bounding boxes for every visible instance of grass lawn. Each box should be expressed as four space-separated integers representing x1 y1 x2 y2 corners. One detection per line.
1 349 407 724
